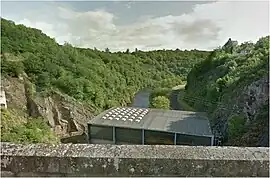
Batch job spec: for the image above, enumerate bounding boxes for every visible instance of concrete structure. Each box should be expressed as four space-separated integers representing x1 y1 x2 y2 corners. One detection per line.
1 142 269 177
88 107 214 146
0 86 7 109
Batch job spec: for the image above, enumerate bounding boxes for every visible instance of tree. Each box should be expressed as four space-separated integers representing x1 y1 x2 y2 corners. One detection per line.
1 59 24 77
151 96 170 109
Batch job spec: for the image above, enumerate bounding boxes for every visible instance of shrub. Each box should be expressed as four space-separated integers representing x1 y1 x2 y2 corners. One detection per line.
1 59 24 77
1 109 59 143
150 96 170 109
228 115 246 139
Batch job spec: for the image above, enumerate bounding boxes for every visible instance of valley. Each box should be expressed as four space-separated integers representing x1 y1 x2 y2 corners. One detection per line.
0 18 269 147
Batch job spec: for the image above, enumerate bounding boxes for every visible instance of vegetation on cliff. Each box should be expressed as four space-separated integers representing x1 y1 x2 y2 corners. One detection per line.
185 36 268 111
183 36 269 145
1 109 59 143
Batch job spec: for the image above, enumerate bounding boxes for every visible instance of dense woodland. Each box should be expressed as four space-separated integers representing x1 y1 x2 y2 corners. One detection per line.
1 18 209 111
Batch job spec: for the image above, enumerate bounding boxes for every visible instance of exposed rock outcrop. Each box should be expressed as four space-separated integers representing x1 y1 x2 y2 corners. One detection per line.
2 76 95 141
212 76 269 146
242 76 269 122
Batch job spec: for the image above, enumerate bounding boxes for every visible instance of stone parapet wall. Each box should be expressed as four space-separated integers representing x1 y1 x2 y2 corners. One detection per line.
1 142 269 177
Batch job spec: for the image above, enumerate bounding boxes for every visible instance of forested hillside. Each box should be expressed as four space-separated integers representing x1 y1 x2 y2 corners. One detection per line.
1 18 209 143
1 18 208 111
183 36 269 146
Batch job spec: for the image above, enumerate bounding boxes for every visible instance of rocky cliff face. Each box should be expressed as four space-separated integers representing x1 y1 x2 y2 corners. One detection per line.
2 76 95 142
212 76 269 146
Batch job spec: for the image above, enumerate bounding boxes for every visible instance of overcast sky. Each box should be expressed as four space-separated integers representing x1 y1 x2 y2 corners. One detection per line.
1 1 269 52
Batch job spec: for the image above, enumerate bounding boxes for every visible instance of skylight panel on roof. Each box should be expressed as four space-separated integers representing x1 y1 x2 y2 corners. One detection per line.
97 107 150 124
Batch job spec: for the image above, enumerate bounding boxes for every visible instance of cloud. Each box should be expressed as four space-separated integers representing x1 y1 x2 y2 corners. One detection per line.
4 1 269 52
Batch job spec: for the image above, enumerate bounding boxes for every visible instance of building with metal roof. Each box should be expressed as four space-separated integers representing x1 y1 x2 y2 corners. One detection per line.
88 107 214 146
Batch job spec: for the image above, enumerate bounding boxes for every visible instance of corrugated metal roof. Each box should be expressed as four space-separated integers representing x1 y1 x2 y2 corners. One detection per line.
89 107 213 137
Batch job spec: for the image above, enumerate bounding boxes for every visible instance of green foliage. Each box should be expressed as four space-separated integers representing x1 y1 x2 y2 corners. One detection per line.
1 18 208 111
185 36 269 114
228 115 246 139
151 96 170 109
1 55 24 77
149 88 171 108
150 88 171 99
183 36 269 145
1 109 59 143
228 104 269 146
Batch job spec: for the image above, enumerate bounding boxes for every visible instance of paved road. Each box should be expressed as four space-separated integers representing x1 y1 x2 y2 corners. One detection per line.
169 85 186 110
169 89 184 110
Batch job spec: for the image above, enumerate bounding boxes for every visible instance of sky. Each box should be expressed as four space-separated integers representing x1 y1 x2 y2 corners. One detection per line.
1 0 269 52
